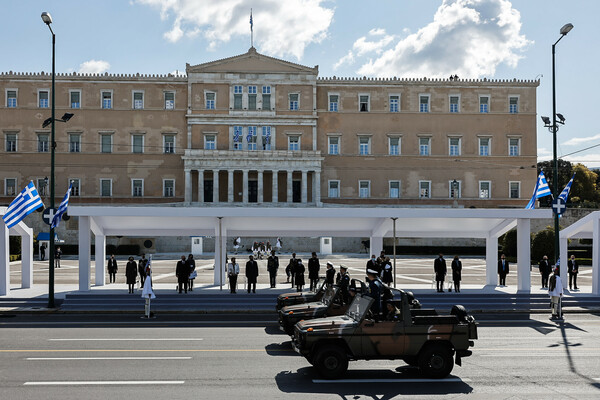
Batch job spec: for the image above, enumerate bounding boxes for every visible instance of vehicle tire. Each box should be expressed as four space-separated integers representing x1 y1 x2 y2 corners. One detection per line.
314 345 348 379
451 305 468 322
418 344 454 378
403 356 419 367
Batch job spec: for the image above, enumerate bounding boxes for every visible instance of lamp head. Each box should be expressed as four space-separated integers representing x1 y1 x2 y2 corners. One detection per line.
556 113 566 124
42 117 53 128
541 116 551 125
61 113 74 122
41 12 53 25
560 23 574 35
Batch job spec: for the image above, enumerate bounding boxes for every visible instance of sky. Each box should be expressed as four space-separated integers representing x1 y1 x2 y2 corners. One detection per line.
2 0 599 168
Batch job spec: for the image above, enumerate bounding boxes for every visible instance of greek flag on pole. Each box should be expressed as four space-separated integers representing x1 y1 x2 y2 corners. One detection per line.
51 182 72 229
525 171 552 209
250 10 253 30
558 173 575 202
2 181 44 228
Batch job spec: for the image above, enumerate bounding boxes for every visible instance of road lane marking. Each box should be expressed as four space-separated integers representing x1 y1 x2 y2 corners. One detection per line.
313 378 470 383
1 349 292 353
24 381 185 386
26 357 192 360
48 338 204 341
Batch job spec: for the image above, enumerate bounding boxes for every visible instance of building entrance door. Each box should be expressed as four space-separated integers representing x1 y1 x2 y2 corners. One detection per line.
204 180 213 202
293 180 301 203
248 180 258 203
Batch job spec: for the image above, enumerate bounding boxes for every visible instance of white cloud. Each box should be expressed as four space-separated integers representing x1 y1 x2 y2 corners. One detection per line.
563 153 600 169
353 29 395 57
351 0 531 78
136 0 334 60
333 51 355 70
563 134 600 146
537 147 552 159
78 60 111 74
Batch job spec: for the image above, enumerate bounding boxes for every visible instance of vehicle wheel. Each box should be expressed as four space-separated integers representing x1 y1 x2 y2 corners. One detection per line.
314 345 348 379
403 356 419 367
418 344 454 378
451 305 468 322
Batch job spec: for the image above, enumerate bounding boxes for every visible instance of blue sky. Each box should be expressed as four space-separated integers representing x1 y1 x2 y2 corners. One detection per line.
2 0 599 167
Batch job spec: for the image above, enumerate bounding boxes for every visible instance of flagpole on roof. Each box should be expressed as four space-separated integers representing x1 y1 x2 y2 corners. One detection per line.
250 9 254 48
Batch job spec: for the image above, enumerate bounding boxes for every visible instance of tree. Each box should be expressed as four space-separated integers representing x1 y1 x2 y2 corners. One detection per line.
537 160 572 207
531 227 555 264
500 229 517 257
570 163 600 206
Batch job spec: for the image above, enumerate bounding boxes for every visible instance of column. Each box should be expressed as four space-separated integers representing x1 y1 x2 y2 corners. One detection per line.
369 236 383 258
0 220 9 296
258 170 264 203
213 170 219 203
78 216 91 291
20 228 33 289
214 218 227 287
559 236 568 289
95 234 106 286
485 235 498 286
197 170 204 203
287 170 293 203
228 170 234 203
517 218 531 292
301 170 308 203
242 169 249 204
593 218 600 295
314 171 321 206
272 170 278 203
184 169 192 203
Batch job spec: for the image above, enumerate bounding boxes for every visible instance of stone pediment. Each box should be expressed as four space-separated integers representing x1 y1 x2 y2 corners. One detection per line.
186 47 318 75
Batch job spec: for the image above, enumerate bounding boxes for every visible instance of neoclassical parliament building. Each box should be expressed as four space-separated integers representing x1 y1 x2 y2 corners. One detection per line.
1 47 538 211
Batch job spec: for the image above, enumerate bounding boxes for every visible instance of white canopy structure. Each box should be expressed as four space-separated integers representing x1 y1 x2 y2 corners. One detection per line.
0 207 34 296
69 206 552 293
560 211 600 295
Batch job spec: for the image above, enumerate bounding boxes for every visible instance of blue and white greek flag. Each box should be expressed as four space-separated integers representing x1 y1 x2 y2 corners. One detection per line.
51 182 72 229
250 10 253 30
233 127 241 142
2 181 44 228
525 171 552 209
558 173 575 202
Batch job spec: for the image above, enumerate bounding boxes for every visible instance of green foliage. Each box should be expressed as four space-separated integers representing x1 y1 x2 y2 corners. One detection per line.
500 229 517 257
531 228 555 264
537 160 573 207
9 236 21 256
537 161 600 208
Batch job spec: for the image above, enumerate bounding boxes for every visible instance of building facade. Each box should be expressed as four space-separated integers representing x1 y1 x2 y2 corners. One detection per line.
1 47 538 211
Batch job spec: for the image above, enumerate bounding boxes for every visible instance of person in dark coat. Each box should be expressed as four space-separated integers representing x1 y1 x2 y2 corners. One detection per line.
308 252 320 291
138 254 148 288
246 255 259 293
55 246 62 268
286 253 298 286
40 243 46 261
434 253 447 293
336 265 351 303
125 256 137 294
498 253 509 286
107 254 118 283
366 269 382 319
267 250 279 288
366 254 378 275
325 262 336 287
567 254 579 290
451 255 462 293
381 257 393 286
539 255 551 289
295 259 305 292
176 255 189 294
187 254 196 291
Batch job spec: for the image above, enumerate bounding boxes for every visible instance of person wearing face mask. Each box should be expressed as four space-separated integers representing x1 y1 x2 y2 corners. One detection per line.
366 255 378 275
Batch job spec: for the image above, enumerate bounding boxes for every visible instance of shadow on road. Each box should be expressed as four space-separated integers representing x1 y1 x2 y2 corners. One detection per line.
555 320 600 391
265 341 297 357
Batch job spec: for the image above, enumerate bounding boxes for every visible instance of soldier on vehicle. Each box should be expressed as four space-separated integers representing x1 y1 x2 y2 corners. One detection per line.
385 301 401 321
325 262 336 287
336 265 351 303
365 269 382 319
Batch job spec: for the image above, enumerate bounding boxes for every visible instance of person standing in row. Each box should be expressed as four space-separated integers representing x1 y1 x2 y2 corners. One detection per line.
295 260 305 292
308 252 320 291
227 257 240 294
498 254 509 286
539 255 551 289
451 255 462 293
381 257 393 286
246 255 259 293
568 254 579 290
366 254 378 275
125 256 137 294
176 255 189 294
107 254 118 283
336 265 351 303
40 242 46 261
267 250 279 288
138 254 148 288
325 262 335 287
55 246 62 268
434 253 447 293
549 267 564 320
187 254 196 291
287 253 298 286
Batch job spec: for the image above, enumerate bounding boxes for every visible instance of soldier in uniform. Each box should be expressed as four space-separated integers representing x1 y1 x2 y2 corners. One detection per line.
336 265 351 304
308 252 321 291
539 255 551 289
366 269 382 319
325 262 336 287
434 253 447 293
385 301 401 321
267 250 279 288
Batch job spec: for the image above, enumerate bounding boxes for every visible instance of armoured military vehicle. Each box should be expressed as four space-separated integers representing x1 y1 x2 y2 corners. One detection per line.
276 278 326 311
292 290 477 379
279 286 346 335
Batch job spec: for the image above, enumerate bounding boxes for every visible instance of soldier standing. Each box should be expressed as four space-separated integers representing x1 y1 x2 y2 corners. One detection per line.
267 250 279 288
336 265 351 303
366 269 382 319
325 262 335 287
308 252 320 291
434 253 447 293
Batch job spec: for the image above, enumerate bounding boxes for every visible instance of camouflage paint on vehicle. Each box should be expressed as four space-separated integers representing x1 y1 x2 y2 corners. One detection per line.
276 278 326 311
279 286 346 334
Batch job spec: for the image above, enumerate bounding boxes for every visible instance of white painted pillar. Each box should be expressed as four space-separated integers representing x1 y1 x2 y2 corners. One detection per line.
301 170 308 203
559 236 568 289
320 237 333 255
198 170 204 203
95 234 106 286
0 220 9 296
21 229 34 289
214 219 227 286
78 216 91 291
517 218 531 292
184 169 192 203
242 169 249 204
228 170 234 203
258 170 264 203
213 170 219 203
272 171 278 203
287 170 293 203
314 171 321 206
485 235 499 286
369 236 383 258
593 218 600 295
312 126 317 151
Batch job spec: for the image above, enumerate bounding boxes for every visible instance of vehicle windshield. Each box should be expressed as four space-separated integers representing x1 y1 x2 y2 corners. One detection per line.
321 287 337 306
345 295 372 322
314 278 326 293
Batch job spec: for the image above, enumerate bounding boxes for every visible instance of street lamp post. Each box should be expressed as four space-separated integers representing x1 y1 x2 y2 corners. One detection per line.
391 217 398 288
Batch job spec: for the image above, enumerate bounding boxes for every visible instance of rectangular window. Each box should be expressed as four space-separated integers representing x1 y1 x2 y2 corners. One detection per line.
38 134 49 153
419 95 430 112
479 137 490 156
247 126 257 150
389 95 399 112
233 85 243 110
163 179 175 197
262 86 271 110
509 181 520 199
102 91 112 109
70 90 81 109
7 90 17 108
233 126 243 150
509 96 519 113
164 135 175 154
419 137 430 156
389 181 400 198
359 181 370 198
164 91 175 110
248 86 257 110
5 178 17 196
479 96 489 113
389 137 400 155
479 181 491 199
205 92 215 110
328 181 340 198
133 92 144 109
132 179 144 197
509 138 520 156
449 137 461 156
449 96 459 113
289 93 299 110
261 127 271 150
359 95 369 112
6 133 17 152
288 135 300 151
70 179 80 197
449 180 461 198
419 181 431 199
100 179 112 197
38 90 49 108
132 134 144 154
101 134 112 153
205 135 216 150
329 94 339 112
359 136 370 155
328 136 339 155
69 134 81 153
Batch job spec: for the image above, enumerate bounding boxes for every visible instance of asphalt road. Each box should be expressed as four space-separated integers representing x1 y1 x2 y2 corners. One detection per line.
1 313 600 399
